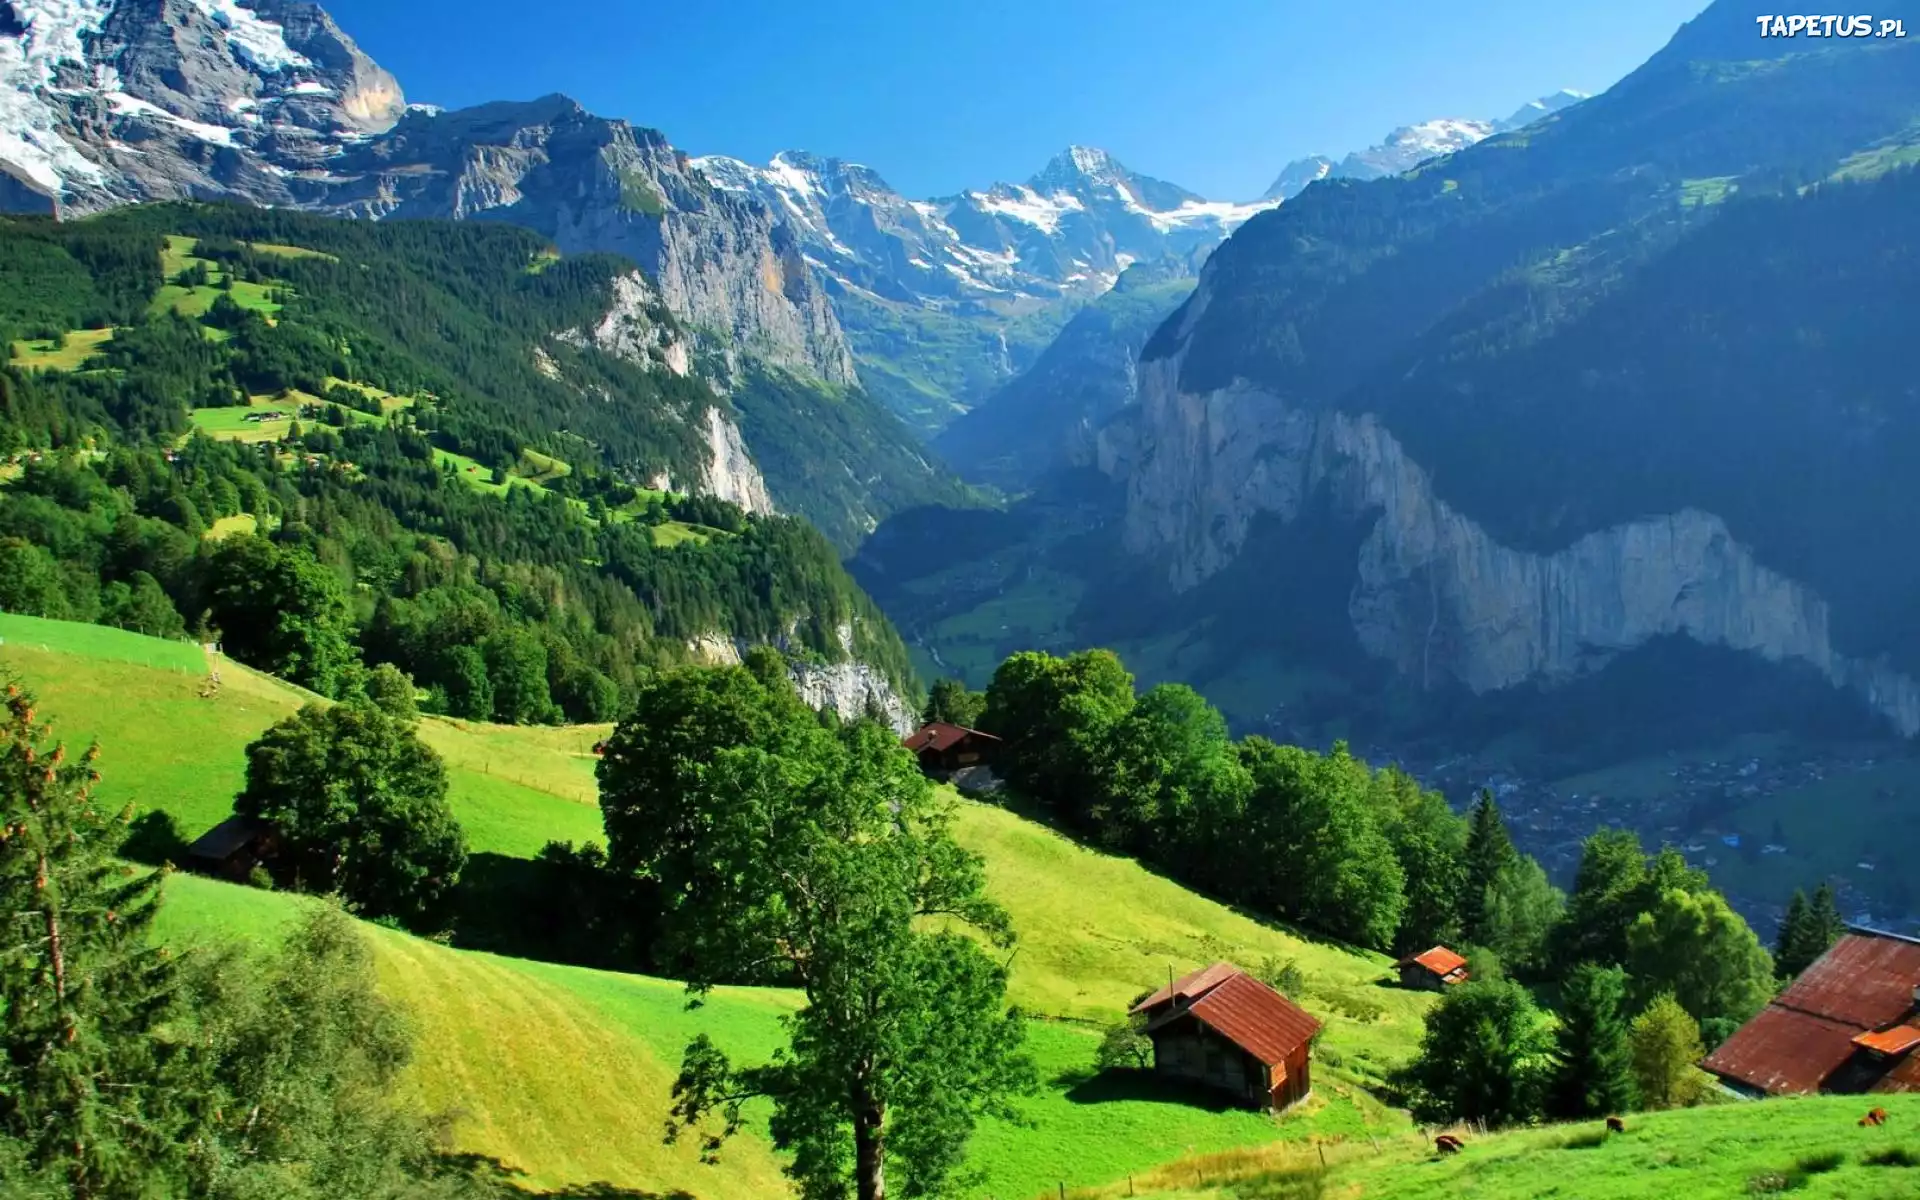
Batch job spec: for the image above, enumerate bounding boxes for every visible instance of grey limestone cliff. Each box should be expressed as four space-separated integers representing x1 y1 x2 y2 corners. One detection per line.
1105 346 1920 736
565 271 776 514
685 625 917 735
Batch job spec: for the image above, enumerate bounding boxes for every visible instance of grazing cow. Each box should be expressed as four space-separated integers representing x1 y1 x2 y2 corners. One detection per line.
1435 1134 1464 1155
1606 1116 1626 1134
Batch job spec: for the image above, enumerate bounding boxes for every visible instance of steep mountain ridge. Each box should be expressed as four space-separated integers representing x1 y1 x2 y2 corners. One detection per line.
1105 0 1920 732
0 0 968 545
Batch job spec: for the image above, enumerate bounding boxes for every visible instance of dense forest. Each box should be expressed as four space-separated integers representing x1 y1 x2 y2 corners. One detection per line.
0 208 917 720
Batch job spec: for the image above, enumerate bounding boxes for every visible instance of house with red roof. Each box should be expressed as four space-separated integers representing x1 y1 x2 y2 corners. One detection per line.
1396 945 1470 992
1703 927 1920 1098
1129 962 1322 1111
901 721 1000 777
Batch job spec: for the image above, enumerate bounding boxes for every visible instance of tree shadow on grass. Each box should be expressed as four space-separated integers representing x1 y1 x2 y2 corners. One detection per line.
443 1152 693 1199
1059 1067 1249 1113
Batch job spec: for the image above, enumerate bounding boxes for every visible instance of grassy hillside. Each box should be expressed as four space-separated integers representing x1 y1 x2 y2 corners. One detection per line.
1097 1094 1920 1200
0 612 602 857
6 614 1428 1197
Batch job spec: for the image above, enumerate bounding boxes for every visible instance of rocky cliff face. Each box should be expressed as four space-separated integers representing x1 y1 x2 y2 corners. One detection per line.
567 270 775 514
1105 347 1920 736
0 2 858 389
685 624 917 735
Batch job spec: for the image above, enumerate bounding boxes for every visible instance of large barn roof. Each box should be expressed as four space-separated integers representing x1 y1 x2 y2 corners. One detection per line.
902 722 1000 754
186 815 276 862
1145 970 1322 1067
1131 961 1245 1014
1704 929 1920 1095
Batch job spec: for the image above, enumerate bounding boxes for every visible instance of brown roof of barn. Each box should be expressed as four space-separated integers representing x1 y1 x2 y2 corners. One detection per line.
1399 946 1468 979
1703 930 1920 1095
1701 1005 1865 1095
187 815 276 862
902 722 1001 753
1776 933 1920 1029
1148 971 1322 1067
1131 961 1246 1014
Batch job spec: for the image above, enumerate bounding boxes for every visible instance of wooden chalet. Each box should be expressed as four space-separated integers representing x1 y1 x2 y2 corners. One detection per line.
901 722 1000 777
1130 962 1322 1111
1704 928 1920 1097
1396 945 1470 991
185 815 280 882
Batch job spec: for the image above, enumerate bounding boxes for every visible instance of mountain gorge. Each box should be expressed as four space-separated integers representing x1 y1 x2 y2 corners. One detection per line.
701 95 1582 436
859 0 1920 779
694 144 1275 432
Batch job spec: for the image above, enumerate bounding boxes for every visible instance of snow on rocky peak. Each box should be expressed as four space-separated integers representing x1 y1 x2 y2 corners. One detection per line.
0 0 117 191
1498 88 1587 130
1 0 405 208
189 0 310 72
1261 89 1587 201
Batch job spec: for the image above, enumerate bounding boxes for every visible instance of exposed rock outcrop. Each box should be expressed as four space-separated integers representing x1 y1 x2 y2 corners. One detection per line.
1107 349 1920 736
683 627 916 735
565 270 775 514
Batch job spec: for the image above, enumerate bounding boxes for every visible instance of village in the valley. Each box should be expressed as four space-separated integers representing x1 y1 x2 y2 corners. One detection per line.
1375 743 1920 940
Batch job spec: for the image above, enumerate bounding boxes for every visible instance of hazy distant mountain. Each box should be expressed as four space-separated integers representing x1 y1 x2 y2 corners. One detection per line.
1261 89 1587 201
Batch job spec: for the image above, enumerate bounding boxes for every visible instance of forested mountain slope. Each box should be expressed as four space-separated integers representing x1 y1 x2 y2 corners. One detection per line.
1109 0 1920 732
0 207 919 725
0 1 970 543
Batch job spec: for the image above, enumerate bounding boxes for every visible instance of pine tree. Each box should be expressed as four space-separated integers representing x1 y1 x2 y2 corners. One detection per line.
1775 883 1845 979
0 679 205 1195
1549 963 1638 1118
1459 789 1517 947
1774 889 1810 977
1807 882 1845 951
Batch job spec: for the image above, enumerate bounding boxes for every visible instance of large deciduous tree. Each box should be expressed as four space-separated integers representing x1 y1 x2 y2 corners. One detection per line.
1402 979 1552 1128
235 701 466 928
1089 683 1233 853
203 535 358 696
603 669 1032 1200
921 678 987 730
1237 739 1406 951
979 649 1136 827
1373 768 1467 955
1626 887 1774 1043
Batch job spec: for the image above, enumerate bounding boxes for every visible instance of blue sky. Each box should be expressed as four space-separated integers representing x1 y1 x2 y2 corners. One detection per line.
323 0 1712 200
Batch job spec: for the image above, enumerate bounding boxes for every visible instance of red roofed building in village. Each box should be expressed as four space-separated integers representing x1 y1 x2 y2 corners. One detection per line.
1396 945 1470 992
1704 928 1920 1097
901 721 1001 777
1130 962 1322 1111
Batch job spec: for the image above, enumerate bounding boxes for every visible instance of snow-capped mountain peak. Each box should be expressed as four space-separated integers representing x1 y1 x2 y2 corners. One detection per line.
1261 89 1587 201
0 0 406 209
692 144 1268 310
